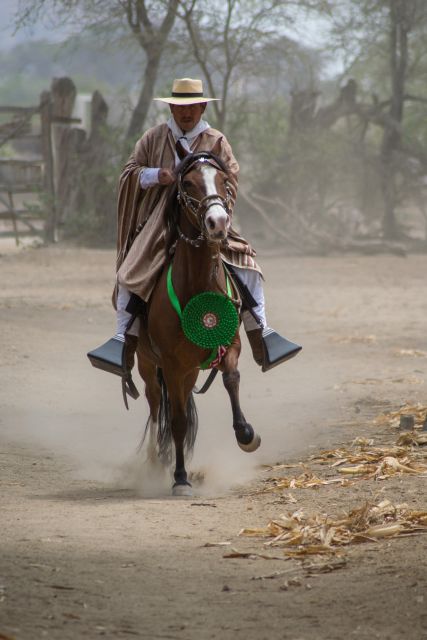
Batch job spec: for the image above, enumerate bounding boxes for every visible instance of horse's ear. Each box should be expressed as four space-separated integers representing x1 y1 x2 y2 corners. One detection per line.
210 137 223 158
176 139 190 160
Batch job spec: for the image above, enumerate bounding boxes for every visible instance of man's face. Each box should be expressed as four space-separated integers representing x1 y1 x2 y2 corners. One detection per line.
170 103 207 132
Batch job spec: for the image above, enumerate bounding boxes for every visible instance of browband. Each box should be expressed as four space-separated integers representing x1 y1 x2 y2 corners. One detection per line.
180 153 224 178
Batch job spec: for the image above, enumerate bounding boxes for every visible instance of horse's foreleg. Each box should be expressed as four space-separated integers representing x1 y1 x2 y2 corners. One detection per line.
172 400 188 488
221 337 261 453
163 368 198 496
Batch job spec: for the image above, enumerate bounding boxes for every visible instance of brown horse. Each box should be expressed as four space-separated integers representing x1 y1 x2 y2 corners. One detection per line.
135 140 260 496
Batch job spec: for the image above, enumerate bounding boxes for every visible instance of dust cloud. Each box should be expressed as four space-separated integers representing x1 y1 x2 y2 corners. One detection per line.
3 247 425 498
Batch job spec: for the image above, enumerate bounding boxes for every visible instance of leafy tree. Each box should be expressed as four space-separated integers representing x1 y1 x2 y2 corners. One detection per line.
15 0 180 138
175 0 332 132
330 0 427 238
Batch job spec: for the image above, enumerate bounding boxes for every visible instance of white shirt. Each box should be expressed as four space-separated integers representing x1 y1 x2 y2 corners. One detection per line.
139 117 210 189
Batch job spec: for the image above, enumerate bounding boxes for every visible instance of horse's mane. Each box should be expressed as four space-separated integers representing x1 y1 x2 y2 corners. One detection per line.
163 151 229 249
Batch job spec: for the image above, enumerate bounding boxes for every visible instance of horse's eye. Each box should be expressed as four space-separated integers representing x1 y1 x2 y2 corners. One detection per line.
182 180 192 189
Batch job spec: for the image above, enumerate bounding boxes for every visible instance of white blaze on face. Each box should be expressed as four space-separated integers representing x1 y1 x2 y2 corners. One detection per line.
201 164 230 234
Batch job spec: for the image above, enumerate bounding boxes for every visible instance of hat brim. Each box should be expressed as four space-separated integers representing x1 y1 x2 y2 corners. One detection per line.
154 97 220 105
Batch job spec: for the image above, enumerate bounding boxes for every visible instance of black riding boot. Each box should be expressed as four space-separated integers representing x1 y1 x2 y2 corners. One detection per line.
87 332 140 409
246 328 264 366
246 327 302 372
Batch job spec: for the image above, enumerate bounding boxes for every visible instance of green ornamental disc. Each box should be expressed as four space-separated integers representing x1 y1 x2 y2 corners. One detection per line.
181 291 239 349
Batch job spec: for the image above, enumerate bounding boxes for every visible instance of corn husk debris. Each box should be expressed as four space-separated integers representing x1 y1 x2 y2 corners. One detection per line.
239 500 427 557
256 426 427 495
374 403 427 429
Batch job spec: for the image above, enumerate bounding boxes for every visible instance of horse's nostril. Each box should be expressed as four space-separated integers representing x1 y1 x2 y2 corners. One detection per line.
207 217 215 230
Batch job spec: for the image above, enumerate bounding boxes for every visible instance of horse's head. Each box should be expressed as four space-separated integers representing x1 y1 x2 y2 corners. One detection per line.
175 139 232 244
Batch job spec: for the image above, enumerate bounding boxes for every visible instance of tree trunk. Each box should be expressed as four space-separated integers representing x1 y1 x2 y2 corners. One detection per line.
380 0 409 239
126 51 162 140
125 0 179 139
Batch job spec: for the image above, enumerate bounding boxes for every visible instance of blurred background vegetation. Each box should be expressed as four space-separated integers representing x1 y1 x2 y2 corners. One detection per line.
1 0 427 251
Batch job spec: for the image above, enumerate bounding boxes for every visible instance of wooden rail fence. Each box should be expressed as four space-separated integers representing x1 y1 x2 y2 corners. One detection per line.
0 78 82 245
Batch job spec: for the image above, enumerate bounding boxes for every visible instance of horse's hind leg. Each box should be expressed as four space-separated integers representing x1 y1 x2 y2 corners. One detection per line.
221 337 261 453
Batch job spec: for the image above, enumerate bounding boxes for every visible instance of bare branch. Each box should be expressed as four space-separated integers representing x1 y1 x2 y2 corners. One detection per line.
404 94 427 105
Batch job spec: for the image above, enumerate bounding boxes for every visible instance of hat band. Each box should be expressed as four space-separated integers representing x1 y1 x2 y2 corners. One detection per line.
172 91 204 97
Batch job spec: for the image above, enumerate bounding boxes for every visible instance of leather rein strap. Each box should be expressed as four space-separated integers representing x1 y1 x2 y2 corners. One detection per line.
192 368 218 394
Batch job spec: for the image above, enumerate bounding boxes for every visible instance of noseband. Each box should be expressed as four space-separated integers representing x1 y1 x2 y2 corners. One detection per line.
176 153 232 247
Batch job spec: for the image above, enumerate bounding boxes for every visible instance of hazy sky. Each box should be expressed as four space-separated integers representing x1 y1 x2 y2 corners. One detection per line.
0 0 72 49
0 1 331 51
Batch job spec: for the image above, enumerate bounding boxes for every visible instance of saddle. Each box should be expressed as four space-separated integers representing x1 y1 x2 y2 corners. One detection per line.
87 264 302 406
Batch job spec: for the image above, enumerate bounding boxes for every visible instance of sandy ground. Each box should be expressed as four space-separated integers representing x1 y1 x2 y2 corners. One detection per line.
1 244 427 640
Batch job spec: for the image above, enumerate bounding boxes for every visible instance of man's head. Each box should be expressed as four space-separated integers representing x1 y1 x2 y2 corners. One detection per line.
154 78 219 132
169 102 207 132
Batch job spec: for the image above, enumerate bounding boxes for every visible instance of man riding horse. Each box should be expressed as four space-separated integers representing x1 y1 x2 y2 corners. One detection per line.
90 78 300 392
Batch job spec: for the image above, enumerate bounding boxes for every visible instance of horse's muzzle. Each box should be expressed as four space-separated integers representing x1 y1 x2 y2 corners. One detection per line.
205 210 230 241
210 230 227 241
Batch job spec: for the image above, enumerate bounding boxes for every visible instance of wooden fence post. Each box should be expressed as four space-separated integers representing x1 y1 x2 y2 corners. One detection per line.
40 90 56 242
50 77 81 237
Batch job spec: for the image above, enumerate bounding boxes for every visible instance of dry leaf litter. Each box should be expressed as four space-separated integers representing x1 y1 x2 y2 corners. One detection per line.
239 499 427 558
235 405 427 560
254 404 427 494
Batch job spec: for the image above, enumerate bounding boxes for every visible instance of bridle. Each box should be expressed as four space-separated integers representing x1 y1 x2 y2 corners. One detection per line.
176 153 233 247
173 151 241 310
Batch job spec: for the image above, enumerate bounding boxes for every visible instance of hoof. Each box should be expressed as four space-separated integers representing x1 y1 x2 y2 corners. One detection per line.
172 483 193 497
237 432 261 453
235 424 261 453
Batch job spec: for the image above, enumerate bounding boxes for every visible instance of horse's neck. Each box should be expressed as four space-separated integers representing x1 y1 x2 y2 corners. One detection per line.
173 237 224 305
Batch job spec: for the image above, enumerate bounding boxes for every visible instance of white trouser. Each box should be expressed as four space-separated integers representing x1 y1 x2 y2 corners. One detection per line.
116 268 266 337
116 285 140 337
232 266 267 331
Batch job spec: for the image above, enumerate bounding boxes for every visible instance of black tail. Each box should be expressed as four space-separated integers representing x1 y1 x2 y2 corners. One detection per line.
156 368 198 465
137 414 154 454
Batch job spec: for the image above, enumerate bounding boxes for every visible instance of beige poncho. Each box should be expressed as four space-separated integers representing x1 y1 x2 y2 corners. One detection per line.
116 122 259 302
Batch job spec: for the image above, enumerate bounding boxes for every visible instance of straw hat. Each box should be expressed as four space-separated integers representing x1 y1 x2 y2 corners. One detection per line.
154 78 220 105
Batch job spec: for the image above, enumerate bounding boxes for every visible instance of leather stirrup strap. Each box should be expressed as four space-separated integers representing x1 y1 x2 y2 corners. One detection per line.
121 313 141 409
122 374 140 410
192 368 218 394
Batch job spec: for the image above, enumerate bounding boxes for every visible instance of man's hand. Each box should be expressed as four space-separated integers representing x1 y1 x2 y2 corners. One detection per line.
158 169 176 185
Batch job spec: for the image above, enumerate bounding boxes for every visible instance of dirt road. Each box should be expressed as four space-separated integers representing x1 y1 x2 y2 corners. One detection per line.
1 246 426 639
